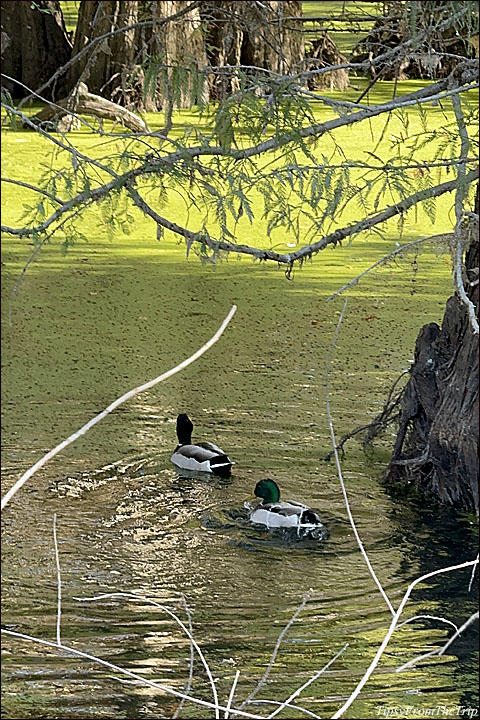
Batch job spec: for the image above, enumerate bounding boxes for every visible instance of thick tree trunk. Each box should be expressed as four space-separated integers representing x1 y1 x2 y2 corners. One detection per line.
386 194 479 512
67 1 139 98
201 1 304 99
1 0 72 99
305 32 350 91
68 0 207 111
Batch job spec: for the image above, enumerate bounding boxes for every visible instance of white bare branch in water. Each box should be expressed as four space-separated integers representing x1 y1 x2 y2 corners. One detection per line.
172 594 195 720
2 513 263 719
468 555 478 592
249 700 321 719
266 643 349 719
52 514 62 646
1 629 264 719
225 670 240 720
237 589 313 711
325 298 395 616
326 233 453 302
396 614 459 632
73 591 220 718
330 557 479 719
396 610 479 673
451 92 479 335
1 305 236 511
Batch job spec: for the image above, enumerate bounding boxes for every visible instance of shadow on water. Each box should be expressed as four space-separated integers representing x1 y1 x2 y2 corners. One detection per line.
380 482 479 711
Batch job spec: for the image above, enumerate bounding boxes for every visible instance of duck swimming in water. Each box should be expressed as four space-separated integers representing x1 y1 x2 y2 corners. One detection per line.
171 413 234 477
246 479 327 537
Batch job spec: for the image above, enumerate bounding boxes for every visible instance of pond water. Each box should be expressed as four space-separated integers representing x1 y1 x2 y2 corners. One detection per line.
1 241 478 719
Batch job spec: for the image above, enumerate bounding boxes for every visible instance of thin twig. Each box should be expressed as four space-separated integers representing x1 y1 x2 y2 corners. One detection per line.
324 368 409 460
451 92 479 334
396 610 479 673
326 233 453 302
73 591 219 719
330 558 478 719
8 203 92 327
468 555 478 592
225 670 240 720
8 241 45 327
172 594 195 720
1 305 236 511
438 611 479 656
52 514 61 646
267 644 349 719
325 298 395 616
1 177 64 205
237 590 312 710
0 629 263 720
396 614 459 632
249 700 320 719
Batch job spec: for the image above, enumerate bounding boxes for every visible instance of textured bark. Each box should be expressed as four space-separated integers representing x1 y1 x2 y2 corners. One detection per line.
350 3 477 80
305 32 350 91
146 0 208 111
386 195 479 512
68 0 207 110
201 1 304 99
67 1 139 98
1 0 72 99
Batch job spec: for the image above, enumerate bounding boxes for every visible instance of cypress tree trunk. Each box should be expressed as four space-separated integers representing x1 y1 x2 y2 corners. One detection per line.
386 190 479 512
67 1 139 98
201 1 304 99
1 0 72 99
67 0 207 110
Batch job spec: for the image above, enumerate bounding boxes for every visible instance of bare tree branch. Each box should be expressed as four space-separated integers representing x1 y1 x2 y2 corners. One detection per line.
73 592 220 719
127 169 478 269
238 590 313 710
331 558 479 719
266 644 349 719
396 610 479 673
1 305 236 511
1 628 263 719
326 233 454 301
325 298 395 616
451 92 479 334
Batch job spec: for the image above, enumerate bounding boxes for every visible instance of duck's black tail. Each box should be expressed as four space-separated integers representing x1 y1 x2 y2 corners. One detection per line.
210 455 233 478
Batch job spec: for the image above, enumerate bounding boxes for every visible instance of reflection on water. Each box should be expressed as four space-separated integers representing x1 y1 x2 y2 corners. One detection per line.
2 257 478 719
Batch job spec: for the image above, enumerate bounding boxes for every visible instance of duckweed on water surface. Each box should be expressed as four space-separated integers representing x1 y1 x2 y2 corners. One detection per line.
2 90 478 719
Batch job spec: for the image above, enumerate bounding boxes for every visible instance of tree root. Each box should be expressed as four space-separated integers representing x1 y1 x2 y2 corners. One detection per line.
324 369 409 461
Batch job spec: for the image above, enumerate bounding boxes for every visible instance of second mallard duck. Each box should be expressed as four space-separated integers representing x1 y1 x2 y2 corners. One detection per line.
171 413 234 477
246 479 327 537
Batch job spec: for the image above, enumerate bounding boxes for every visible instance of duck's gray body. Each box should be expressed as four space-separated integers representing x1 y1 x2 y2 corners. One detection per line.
245 479 327 538
171 414 233 476
247 499 324 531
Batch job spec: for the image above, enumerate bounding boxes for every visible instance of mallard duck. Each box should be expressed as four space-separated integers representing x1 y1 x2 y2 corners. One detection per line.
245 479 327 536
171 413 234 477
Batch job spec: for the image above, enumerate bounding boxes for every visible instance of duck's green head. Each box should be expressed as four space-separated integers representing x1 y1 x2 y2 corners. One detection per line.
254 479 280 503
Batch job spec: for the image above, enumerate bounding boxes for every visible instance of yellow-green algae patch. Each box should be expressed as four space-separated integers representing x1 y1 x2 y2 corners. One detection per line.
1 89 462 482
